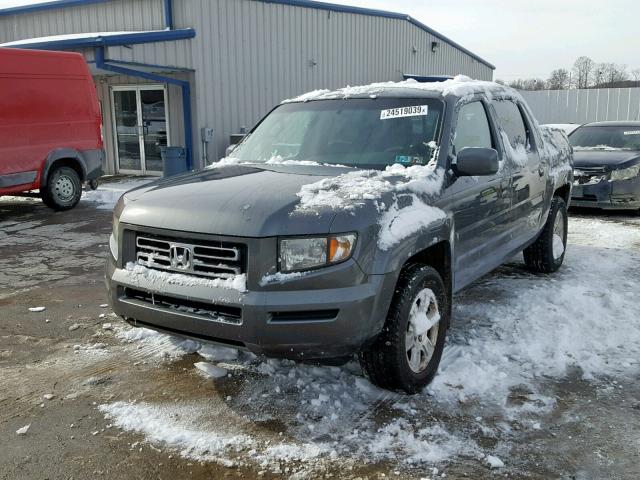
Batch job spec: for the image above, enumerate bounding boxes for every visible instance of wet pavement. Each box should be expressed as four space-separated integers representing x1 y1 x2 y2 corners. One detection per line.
1 196 639 479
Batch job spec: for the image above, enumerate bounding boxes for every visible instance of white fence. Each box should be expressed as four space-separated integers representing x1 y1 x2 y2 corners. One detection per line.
519 87 640 125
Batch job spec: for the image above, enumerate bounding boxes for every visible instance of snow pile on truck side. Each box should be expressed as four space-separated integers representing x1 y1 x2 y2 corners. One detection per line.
377 197 446 250
284 75 525 104
539 125 573 183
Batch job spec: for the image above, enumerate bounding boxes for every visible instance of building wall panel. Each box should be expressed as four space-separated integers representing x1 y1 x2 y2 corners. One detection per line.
521 87 640 124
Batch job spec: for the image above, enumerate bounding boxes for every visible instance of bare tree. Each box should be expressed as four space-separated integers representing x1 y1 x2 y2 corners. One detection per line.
572 56 595 89
547 68 570 90
507 78 546 91
592 63 630 87
632 69 640 82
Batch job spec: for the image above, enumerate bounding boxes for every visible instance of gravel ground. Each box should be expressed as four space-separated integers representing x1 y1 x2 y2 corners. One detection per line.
1 193 639 480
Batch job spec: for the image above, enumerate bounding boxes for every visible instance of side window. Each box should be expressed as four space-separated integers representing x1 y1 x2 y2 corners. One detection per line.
492 100 529 149
453 101 493 154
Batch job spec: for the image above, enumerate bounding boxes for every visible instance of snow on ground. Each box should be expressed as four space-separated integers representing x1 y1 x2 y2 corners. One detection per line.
100 215 640 474
81 177 154 210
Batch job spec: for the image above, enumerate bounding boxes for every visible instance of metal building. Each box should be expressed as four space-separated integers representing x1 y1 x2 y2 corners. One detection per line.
0 0 495 176
520 87 640 125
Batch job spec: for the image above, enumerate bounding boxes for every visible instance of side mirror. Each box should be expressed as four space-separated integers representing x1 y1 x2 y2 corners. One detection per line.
455 147 499 176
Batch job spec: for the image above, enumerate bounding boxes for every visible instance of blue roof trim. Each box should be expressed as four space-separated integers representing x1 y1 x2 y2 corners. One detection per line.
0 0 109 16
261 0 495 70
5 28 195 50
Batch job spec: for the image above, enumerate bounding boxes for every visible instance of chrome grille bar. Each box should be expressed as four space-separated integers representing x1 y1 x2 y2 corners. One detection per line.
135 235 245 280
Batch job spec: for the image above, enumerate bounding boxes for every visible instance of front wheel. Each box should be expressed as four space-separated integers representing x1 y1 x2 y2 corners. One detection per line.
359 265 449 394
40 166 82 211
523 196 568 273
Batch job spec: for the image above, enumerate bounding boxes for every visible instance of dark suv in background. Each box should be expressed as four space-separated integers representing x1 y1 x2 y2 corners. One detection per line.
106 78 573 393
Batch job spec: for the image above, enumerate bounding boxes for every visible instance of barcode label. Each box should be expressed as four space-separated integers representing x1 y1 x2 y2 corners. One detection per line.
380 105 428 120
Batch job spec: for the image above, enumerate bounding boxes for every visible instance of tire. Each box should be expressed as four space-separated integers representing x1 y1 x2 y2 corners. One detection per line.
41 166 82 211
359 264 449 394
89 179 99 190
523 196 568 273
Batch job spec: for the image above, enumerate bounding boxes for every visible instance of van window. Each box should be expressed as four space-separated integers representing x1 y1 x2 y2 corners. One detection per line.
493 100 528 148
453 101 493 153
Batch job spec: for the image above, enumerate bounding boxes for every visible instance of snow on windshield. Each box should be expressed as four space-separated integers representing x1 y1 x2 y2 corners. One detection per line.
573 145 630 151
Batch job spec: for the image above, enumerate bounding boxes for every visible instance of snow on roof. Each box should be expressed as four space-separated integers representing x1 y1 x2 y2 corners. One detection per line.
0 0 61 9
0 30 158 47
284 75 523 103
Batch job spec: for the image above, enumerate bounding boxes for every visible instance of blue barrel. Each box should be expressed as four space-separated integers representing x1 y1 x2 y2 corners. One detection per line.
160 146 188 177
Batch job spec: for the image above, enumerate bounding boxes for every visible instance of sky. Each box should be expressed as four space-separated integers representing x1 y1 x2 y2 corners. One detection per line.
330 0 640 81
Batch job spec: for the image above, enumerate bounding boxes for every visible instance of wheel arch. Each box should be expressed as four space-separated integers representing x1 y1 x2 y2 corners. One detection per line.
401 240 453 313
554 183 571 204
41 148 87 185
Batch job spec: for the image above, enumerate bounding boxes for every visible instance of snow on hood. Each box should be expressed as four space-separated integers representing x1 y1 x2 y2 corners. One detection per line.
296 163 444 212
296 163 446 250
283 75 524 103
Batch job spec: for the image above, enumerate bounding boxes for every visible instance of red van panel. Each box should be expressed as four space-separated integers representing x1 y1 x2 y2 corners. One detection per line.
0 48 103 197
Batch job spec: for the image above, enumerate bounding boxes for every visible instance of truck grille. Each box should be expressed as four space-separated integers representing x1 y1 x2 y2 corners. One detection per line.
573 167 608 185
135 234 245 279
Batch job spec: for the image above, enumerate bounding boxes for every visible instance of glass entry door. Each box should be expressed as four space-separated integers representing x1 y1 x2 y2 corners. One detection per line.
112 86 169 174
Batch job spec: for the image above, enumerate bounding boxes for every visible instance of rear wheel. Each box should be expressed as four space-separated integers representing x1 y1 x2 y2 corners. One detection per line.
41 166 82 211
523 196 568 273
359 265 449 394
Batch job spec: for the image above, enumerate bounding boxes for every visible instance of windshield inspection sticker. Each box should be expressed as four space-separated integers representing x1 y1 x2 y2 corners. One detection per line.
395 155 425 165
380 105 428 120
623 130 640 135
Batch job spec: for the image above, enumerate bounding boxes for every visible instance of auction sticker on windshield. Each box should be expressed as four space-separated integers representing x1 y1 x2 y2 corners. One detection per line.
623 130 640 135
380 105 428 120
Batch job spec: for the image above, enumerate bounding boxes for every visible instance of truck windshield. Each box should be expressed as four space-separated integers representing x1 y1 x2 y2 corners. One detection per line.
231 98 444 169
570 126 640 151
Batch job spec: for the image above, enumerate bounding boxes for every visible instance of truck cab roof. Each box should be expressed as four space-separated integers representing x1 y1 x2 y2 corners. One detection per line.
283 75 522 103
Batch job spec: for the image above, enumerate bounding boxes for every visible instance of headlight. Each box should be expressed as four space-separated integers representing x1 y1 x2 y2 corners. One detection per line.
110 195 126 260
109 232 118 260
279 234 357 272
610 164 640 181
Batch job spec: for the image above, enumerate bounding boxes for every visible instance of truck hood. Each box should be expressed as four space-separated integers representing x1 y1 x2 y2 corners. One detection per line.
119 164 354 237
573 150 640 170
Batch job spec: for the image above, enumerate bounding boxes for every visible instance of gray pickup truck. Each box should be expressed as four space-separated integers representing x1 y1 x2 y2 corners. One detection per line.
106 78 573 393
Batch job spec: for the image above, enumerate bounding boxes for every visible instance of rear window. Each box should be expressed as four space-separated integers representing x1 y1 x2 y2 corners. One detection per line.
231 98 444 169
492 99 529 148
570 126 640 151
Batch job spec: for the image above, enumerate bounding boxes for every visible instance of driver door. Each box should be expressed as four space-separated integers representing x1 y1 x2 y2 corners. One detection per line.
447 99 512 290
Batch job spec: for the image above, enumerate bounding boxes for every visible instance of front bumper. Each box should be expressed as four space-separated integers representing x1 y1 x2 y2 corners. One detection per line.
571 175 640 210
105 254 397 360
